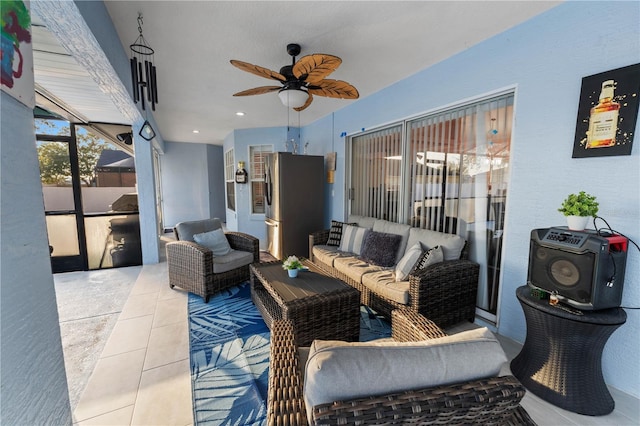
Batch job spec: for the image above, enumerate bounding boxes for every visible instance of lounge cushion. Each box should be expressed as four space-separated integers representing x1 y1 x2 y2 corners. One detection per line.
211 249 254 274
412 245 443 272
303 327 507 422
193 228 232 256
339 225 370 255
372 220 411 264
406 227 466 261
359 231 402 267
362 270 409 304
347 215 376 229
326 220 356 246
334 256 385 284
394 242 423 281
175 218 222 242
312 245 351 268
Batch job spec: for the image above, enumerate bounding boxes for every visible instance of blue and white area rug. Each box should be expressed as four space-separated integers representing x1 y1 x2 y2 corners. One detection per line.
188 282 391 425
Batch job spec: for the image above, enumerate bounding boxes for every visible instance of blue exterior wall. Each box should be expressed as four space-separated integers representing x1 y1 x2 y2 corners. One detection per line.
294 2 640 397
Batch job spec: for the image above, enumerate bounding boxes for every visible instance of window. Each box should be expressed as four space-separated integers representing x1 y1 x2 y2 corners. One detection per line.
249 145 272 214
225 148 235 211
348 92 514 320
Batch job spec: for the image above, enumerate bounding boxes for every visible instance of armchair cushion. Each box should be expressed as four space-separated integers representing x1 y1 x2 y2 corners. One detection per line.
303 327 506 421
211 249 254 274
193 228 231 256
175 218 222 242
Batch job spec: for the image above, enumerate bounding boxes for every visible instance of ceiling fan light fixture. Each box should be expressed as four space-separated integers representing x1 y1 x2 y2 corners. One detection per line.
278 89 308 109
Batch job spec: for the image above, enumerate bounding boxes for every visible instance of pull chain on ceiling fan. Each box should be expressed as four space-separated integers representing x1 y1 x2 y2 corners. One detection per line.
230 43 359 111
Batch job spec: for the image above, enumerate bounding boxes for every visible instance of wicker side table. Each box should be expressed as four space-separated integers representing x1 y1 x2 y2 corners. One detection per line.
510 286 626 416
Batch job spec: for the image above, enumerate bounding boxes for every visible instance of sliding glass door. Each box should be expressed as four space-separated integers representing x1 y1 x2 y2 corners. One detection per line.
348 92 514 321
36 114 141 272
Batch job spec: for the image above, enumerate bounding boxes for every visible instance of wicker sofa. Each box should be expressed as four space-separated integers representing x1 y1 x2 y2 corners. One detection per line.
166 218 259 302
268 308 535 425
309 215 479 328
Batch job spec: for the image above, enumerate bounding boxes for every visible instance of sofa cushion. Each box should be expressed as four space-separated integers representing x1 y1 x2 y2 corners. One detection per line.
412 245 444 272
359 231 402 267
327 220 357 246
175 218 222 242
362 270 409 305
372 220 411 264
347 214 376 229
211 249 253 274
312 245 351 268
406 227 466 261
339 225 370 255
394 242 423 282
303 327 507 422
334 256 385 284
193 228 232 256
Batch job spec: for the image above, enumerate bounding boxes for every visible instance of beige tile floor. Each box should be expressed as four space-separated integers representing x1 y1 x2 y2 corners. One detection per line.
69 260 640 426
72 261 193 426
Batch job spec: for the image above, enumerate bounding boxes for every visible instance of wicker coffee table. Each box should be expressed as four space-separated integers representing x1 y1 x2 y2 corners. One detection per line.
250 260 360 346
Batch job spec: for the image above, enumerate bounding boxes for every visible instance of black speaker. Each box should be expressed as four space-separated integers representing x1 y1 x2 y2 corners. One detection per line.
528 227 628 310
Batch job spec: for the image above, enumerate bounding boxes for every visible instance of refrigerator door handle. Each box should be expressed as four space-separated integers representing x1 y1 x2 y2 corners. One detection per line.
264 166 273 206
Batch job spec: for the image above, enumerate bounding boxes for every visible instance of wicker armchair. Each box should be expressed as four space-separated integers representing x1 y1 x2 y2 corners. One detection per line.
166 218 259 302
309 229 479 328
268 309 535 426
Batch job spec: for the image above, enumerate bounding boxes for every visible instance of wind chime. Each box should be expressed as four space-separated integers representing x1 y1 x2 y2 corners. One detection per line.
129 13 158 141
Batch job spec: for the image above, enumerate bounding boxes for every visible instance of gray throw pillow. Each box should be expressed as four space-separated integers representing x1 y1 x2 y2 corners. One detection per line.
193 228 232 256
339 225 369 255
395 242 423 281
412 245 443 273
359 230 402 267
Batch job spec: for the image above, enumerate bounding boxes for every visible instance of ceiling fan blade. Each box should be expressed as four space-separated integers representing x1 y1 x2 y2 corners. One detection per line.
293 54 341 84
308 79 359 99
230 60 286 82
293 94 314 112
233 86 282 96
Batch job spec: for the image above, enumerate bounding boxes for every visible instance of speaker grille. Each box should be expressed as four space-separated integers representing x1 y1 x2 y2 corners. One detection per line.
528 241 595 303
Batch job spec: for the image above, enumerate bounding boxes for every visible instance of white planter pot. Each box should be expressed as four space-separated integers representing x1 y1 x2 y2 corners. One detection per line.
567 215 589 231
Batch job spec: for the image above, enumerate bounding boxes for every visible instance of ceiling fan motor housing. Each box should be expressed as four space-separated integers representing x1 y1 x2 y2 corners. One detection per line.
286 43 301 58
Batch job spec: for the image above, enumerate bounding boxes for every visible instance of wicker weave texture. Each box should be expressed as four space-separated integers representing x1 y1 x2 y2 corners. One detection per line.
251 261 360 346
309 229 479 329
268 314 536 426
167 231 259 302
511 286 626 416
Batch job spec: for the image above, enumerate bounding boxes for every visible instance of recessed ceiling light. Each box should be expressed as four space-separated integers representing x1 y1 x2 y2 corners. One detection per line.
236 112 245 116
192 130 200 134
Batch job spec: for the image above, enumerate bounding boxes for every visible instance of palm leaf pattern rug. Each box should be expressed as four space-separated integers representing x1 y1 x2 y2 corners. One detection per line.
189 282 390 425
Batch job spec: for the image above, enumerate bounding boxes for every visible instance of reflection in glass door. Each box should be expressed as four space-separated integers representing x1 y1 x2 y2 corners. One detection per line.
37 123 86 272
36 114 141 272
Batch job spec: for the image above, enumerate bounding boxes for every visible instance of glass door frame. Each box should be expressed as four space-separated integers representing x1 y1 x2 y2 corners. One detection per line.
36 121 89 272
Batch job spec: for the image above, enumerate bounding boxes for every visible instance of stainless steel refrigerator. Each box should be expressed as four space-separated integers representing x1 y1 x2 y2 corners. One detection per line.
264 152 324 260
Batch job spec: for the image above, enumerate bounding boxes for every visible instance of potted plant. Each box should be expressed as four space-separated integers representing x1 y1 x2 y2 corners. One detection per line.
558 191 599 230
282 255 303 278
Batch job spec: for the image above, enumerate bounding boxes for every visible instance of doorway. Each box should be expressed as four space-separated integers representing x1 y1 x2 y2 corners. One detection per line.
36 113 141 272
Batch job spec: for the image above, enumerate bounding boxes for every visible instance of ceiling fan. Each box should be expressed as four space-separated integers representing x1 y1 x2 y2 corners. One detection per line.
230 43 359 111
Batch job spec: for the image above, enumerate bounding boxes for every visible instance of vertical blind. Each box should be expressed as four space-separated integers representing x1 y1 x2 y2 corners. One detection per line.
350 125 403 222
348 92 514 316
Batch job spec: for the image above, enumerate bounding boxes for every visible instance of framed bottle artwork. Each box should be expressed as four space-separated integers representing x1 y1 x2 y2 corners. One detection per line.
572 63 640 158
